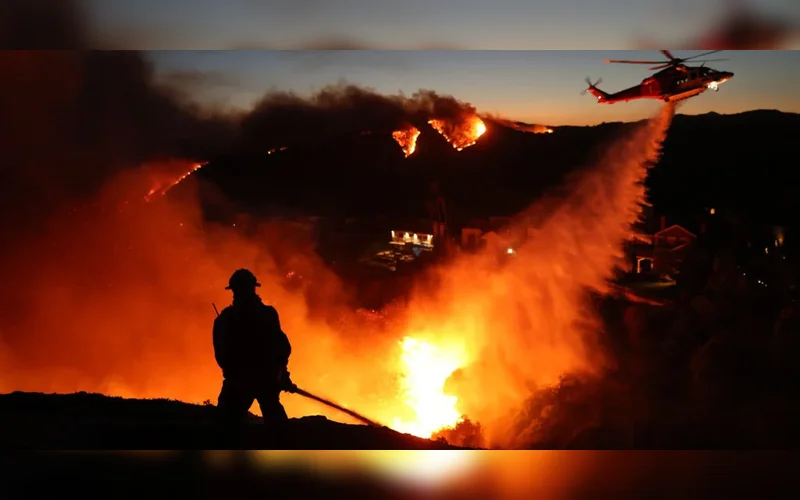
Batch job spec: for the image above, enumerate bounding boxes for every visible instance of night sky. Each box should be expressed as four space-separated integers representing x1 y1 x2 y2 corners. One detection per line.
147 50 799 126
88 0 799 49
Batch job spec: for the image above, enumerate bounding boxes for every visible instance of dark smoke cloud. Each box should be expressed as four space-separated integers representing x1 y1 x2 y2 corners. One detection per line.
635 0 799 50
241 85 408 149
0 49 237 232
240 84 482 151
0 0 88 49
0 0 238 238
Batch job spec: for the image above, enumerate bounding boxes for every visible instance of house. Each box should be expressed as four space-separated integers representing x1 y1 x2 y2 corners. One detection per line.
390 227 435 251
653 224 696 276
654 223 696 249
630 216 697 277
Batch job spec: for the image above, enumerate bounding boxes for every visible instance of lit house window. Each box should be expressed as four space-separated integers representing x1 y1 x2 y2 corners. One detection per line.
390 230 434 248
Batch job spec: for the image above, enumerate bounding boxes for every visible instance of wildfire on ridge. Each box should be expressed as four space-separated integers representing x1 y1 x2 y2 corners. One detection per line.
392 126 421 158
428 115 487 151
390 336 467 438
512 123 553 134
144 161 207 201
484 116 554 134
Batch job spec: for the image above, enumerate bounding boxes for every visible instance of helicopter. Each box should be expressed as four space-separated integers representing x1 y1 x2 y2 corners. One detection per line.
583 50 734 104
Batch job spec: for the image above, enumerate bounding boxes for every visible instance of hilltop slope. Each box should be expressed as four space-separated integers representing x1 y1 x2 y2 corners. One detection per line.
194 110 800 224
0 392 464 449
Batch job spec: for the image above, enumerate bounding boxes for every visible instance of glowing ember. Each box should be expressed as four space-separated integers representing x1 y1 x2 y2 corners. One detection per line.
392 126 421 157
391 337 466 438
144 161 207 201
428 116 487 151
267 146 288 155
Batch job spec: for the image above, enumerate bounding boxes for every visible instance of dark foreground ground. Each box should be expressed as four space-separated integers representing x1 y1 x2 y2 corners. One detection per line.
0 391 464 449
2 397 796 499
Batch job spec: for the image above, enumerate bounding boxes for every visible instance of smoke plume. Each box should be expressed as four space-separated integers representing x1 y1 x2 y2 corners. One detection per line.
481 115 553 134
0 50 237 238
240 84 485 152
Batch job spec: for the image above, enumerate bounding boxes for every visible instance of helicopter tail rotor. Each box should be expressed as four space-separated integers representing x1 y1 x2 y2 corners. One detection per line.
581 77 603 95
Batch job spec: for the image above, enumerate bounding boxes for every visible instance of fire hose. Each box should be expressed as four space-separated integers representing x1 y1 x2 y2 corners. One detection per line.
290 386 381 427
213 303 381 428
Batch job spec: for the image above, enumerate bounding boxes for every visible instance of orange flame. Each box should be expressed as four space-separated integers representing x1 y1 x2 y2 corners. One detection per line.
267 146 288 155
428 116 487 151
511 123 553 134
144 161 207 201
390 336 467 437
392 126 421 158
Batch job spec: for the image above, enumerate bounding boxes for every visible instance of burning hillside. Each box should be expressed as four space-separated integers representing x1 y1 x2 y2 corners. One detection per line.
1 37 678 449
428 115 487 151
144 161 207 202
238 85 546 162
139 88 553 201
392 125 421 157
0 104 675 450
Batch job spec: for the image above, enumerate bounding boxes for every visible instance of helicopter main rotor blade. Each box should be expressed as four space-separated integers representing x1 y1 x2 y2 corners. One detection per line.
602 49 727 75
681 50 723 61
604 59 667 64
